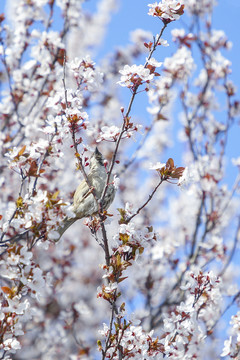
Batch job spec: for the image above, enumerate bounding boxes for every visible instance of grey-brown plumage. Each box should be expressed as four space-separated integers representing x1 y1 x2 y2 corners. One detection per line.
55 148 116 241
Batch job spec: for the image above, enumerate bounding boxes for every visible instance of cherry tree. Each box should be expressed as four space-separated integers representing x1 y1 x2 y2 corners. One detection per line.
0 0 240 359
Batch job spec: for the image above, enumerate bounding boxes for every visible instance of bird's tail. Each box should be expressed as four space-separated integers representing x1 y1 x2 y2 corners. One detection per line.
55 217 78 242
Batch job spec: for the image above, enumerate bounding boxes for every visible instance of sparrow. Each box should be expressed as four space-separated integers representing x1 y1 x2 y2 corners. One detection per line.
55 148 116 241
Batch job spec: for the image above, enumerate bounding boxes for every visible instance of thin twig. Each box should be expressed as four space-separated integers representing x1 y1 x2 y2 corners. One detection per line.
127 178 164 223
102 305 115 360
119 119 155 175
62 56 97 194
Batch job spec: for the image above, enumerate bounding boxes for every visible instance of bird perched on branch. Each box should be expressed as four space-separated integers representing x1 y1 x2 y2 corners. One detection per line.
55 148 116 241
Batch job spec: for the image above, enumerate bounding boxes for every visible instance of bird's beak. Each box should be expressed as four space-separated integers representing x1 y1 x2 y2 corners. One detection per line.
95 147 101 156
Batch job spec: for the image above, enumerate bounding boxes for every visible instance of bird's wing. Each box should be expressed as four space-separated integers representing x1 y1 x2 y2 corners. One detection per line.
73 180 94 206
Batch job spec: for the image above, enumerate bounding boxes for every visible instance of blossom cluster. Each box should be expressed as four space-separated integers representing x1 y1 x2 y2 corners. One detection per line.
148 0 184 23
117 60 162 90
159 270 222 358
67 56 103 92
98 322 164 359
0 245 46 353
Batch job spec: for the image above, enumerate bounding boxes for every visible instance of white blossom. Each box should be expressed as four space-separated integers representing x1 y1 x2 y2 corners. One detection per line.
149 161 166 170
97 125 120 142
148 0 184 21
117 64 154 88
